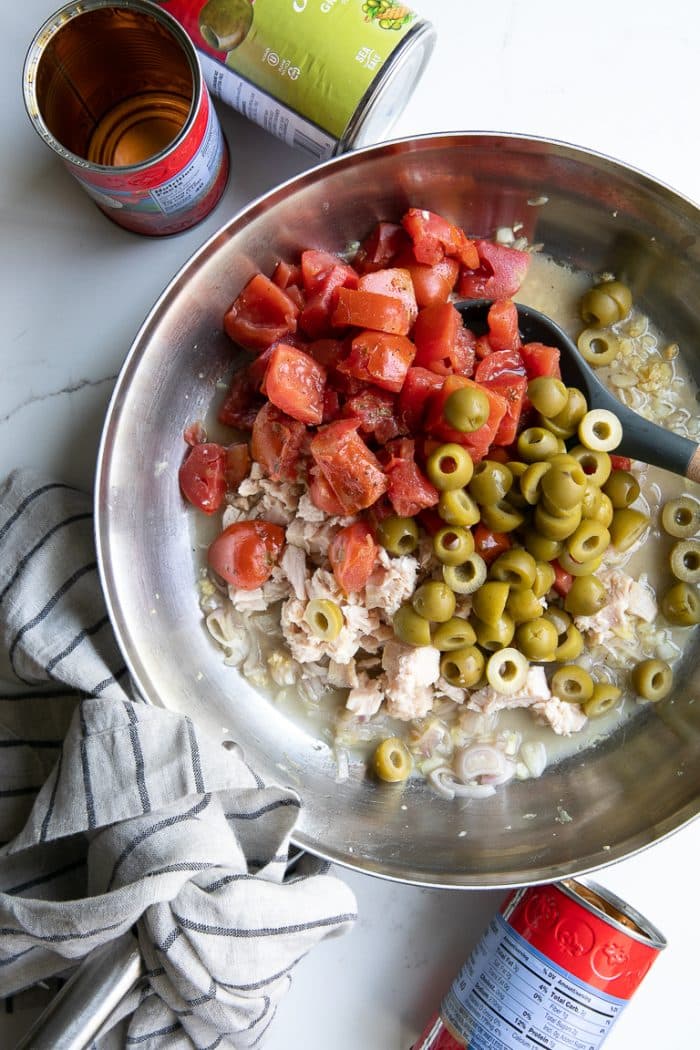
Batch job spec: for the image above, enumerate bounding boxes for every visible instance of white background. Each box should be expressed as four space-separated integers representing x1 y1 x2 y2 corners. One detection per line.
2 1 699 1047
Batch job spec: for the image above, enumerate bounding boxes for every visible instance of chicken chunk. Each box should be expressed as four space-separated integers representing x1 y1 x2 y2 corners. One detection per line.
467 665 551 716
381 641 441 721
533 696 588 735
345 672 385 718
575 568 657 646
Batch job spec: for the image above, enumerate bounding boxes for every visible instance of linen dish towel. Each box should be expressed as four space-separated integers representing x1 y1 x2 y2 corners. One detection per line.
0 468 357 1048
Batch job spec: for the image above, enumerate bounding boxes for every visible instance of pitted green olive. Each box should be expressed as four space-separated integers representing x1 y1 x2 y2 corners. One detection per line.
377 515 420 556
426 443 474 490
468 460 513 505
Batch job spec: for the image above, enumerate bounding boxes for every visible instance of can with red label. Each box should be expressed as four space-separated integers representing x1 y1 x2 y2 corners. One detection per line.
413 879 666 1050
23 0 229 236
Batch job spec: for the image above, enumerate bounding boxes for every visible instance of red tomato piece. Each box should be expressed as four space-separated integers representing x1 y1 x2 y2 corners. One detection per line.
413 303 474 376
417 507 444 536
225 442 251 489
217 368 262 430
487 299 521 351
310 419 388 514
473 523 512 564
308 469 346 515
425 375 508 461
224 274 299 351
328 522 378 593
380 438 440 517
208 520 285 590
610 455 632 471
398 366 444 433
332 287 412 335
474 349 527 384
183 421 207 446
474 333 493 359
520 341 562 380
179 442 227 514
251 402 306 481
337 330 416 393
401 208 479 268
457 241 531 300
271 259 303 289
299 251 359 338
343 388 405 445
481 375 528 446
358 268 418 329
354 222 410 274
263 343 327 425
322 387 341 423
308 338 345 369
551 560 574 597
394 249 460 308
301 250 357 295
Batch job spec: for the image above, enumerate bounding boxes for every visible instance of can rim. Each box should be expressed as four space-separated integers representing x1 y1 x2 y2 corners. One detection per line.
562 878 667 950
22 0 204 175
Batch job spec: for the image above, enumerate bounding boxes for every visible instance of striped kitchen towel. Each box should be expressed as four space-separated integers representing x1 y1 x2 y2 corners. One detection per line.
0 469 357 1048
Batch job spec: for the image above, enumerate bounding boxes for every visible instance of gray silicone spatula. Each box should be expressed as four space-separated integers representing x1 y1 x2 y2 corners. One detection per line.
456 299 700 483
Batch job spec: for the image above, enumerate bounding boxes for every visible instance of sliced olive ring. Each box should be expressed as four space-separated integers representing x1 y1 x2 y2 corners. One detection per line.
631 659 673 702
472 580 510 626
578 409 623 453
564 575 606 616
580 280 632 327
433 525 475 566
304 598 343 640
393 603 432 646
471 611 515 651
551 664 594 704
443 553 487 595
412 580 456 623
583 682 622 718
661 581 700 626
577 328 619 366
506 586 544 623
554 623 584 662
609 508 650 551
426 443 474 490
438 488 481 527
432 616 477 651
468 460 513 505
440 645 485 688
568 446 612 488
603 469 640 509
479 500 524 532
486 648 529 695
661 496 700 538
373 738 413 783
669 540 700 584
490 548 537 590
527 376 568 418
377 515 420 556
566 520 611 563
517 427 560 463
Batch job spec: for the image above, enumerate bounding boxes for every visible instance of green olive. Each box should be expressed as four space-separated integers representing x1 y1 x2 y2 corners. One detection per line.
566 520 610 563
532 561 556 598
304 598 343 641
609 508 650 551
433 525 475 566
514 618 559 661
472 580 511 626
534 502 582 540
551 665 594 704
661 496 700 538
479 500 524 532
517 427 560 463
577 328 619 366
564 575 606 616
468 460 513 505
426 443 474 490
578 409 623 453
393 603 432 645
670 540 700 584
471 612 515 651
603 470 640 509
556 551 604 577
444 385 491 432
373 737 413 782
580 280 632 326
522 528 564 563
660 581 700 626
547 387 587 435
486 648 530 694
506 587 544 623
527 376 568 418
490 548 537 590
440 645 485 687
377 515 420 556
631 658 673 702
505 461 529 508
583 683 622 718
568 446 612 488
540 463 587 512
432 616 477 651
520 461 552 505
581 483 612 523
412 581 457 623
554 623 584 662
443 554 487 594
438 488 481 527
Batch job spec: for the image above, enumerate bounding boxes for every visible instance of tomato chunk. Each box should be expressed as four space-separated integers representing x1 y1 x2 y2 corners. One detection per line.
457 241 531 300
251 402 306 481
358 268 418 329
310 419 388 514
354 222 409 274
395 250 459 308
401 208 479 268
332 287 411 335
413 303 474 376
329 522 378 593
343 388 405 445
179 442 227 514
337 331 416 393
481 374 528 446
309 469 346 516
610 455 632 471
299 250 358 338
487 299 521 352
398 366 444 433
551 560 574 597
224 274 299 351
425 375 508 461
263 343 327 425
520 341 562 380
474 349 527 384
380 438 439 517
217 368 262 430
225 442 252 489
473 524 512 564
208 520 285 590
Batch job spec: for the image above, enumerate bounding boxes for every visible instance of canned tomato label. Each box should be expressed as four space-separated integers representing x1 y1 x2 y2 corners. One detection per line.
414 880 666 1050
23 0 229 236
157 0 435 159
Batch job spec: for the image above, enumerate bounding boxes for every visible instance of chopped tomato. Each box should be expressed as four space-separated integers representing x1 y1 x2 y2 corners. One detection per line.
398 366 444 433
251 402 306 481
354 222 409 274
474 333 493 359
309 469 346 515
332 287 412 335
310 419 388 514
610 455 632 471
413 303 475 376
225 442 251 488
401 208 479 268
473 523 512 564
520 341 561 380
425 374 508 461
224 274 299 351
380 438 440 517
358 268 418 328
481 374 528 445
183 421 207 446
337 330 416 393
300 250 357 296
551 560 574 597
271 259 303 289
322 387 341 423
263 343 327 425
417 507 444 536
178 442 227 514
395 250 459 307
487 299 521 351
299 250 358 338
218 368 262 430
328 522 378 593
307 338 345 369
208 520 285 590
457 240 531 300
474 349 526 384
343 388 405 444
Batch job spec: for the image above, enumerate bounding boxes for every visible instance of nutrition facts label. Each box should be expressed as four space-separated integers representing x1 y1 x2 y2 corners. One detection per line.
442 914 625 1050
150 101 225 215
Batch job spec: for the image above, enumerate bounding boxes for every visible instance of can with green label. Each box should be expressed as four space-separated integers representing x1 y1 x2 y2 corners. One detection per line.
158 0 435 159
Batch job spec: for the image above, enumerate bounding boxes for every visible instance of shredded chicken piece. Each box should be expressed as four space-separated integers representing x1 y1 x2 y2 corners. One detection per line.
467 666 551 716
533 696 588 735
328 658 359 689
280 544 308 600
365 549 418 616
345 672 385 718
381 641 440 721
575 568 657 645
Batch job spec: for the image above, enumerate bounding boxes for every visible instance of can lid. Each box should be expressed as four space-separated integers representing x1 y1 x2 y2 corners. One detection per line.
562 878 667 951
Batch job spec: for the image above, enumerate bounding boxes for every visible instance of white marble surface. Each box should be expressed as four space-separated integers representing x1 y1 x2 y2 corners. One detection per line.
2 1 700 1047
